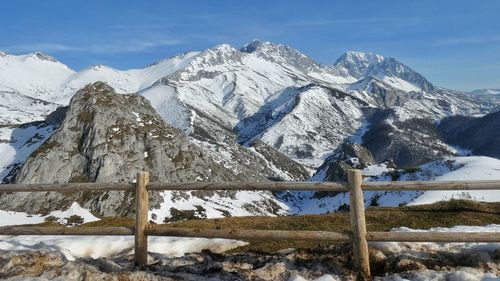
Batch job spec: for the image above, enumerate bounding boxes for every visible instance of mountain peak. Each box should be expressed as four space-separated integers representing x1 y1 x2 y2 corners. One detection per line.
334 51 433 91
88 64 112 70
240 39 276 53
240 40 300 57
28 51 58 62
239 40 334 75
212 43 237 53
0 51 7 57
342 51 385 62
335 51 385 75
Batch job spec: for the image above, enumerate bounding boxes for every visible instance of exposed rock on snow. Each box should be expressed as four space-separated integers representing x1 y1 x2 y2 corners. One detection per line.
312 143 375 182
0 246 353 281
372 224 500 281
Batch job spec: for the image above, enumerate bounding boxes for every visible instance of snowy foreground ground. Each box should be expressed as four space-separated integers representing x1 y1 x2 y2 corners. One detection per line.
0 225 497 280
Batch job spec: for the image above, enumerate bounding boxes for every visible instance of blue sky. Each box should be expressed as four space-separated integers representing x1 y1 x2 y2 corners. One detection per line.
1 0 499 91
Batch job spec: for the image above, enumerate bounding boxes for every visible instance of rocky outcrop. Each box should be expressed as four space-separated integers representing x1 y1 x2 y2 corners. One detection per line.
316 143 375 182
14 82 247 184
0 82 283 218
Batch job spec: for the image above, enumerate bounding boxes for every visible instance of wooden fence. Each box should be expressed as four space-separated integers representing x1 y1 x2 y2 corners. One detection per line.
1 170 499 280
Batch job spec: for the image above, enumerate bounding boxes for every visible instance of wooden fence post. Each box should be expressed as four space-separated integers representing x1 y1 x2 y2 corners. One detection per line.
135 171 149 266
348 169 370 280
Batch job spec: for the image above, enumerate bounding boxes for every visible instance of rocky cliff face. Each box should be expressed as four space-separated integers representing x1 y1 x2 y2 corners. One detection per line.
0 82 285 218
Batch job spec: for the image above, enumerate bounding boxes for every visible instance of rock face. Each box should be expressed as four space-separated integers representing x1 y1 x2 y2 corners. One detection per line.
0 82 285 218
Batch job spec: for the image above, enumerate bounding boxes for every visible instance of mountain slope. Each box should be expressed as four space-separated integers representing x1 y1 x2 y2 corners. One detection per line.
438 110 500 158
236 84 367 166
0 89 61 124
0 52 75 124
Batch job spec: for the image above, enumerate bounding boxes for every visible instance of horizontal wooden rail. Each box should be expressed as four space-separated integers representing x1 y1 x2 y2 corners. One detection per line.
1 226 497 243
147 181 348 191
362 180 500 190
149 227 500 243
0 182 134 192
367 231 500 242
2 180 499 193
0 226 134 235
146 226 351 241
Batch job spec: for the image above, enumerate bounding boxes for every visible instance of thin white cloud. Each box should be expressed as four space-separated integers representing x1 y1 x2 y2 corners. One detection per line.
283 17 411 27
87 39 182 53
1 38 182 54
2 43 81 53
430 35 500 46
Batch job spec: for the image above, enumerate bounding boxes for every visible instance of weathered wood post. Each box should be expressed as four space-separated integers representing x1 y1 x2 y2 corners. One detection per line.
135 171 149 266
347 169 370 280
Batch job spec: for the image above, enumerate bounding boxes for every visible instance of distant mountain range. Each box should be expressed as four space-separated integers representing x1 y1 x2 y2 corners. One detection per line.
471 88 500 95
1 40 499 220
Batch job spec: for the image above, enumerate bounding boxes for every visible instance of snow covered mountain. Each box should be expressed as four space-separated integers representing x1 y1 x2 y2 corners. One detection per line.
0 52 75 100
334 51 434 92
0 52 74 124
1 40 499 219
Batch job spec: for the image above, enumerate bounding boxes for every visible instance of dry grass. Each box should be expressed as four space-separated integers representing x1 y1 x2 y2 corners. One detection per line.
76 200 500 253
158 200 500 252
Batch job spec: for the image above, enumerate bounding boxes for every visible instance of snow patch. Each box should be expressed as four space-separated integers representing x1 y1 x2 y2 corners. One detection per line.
0 235 247 261
0 202 99 227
